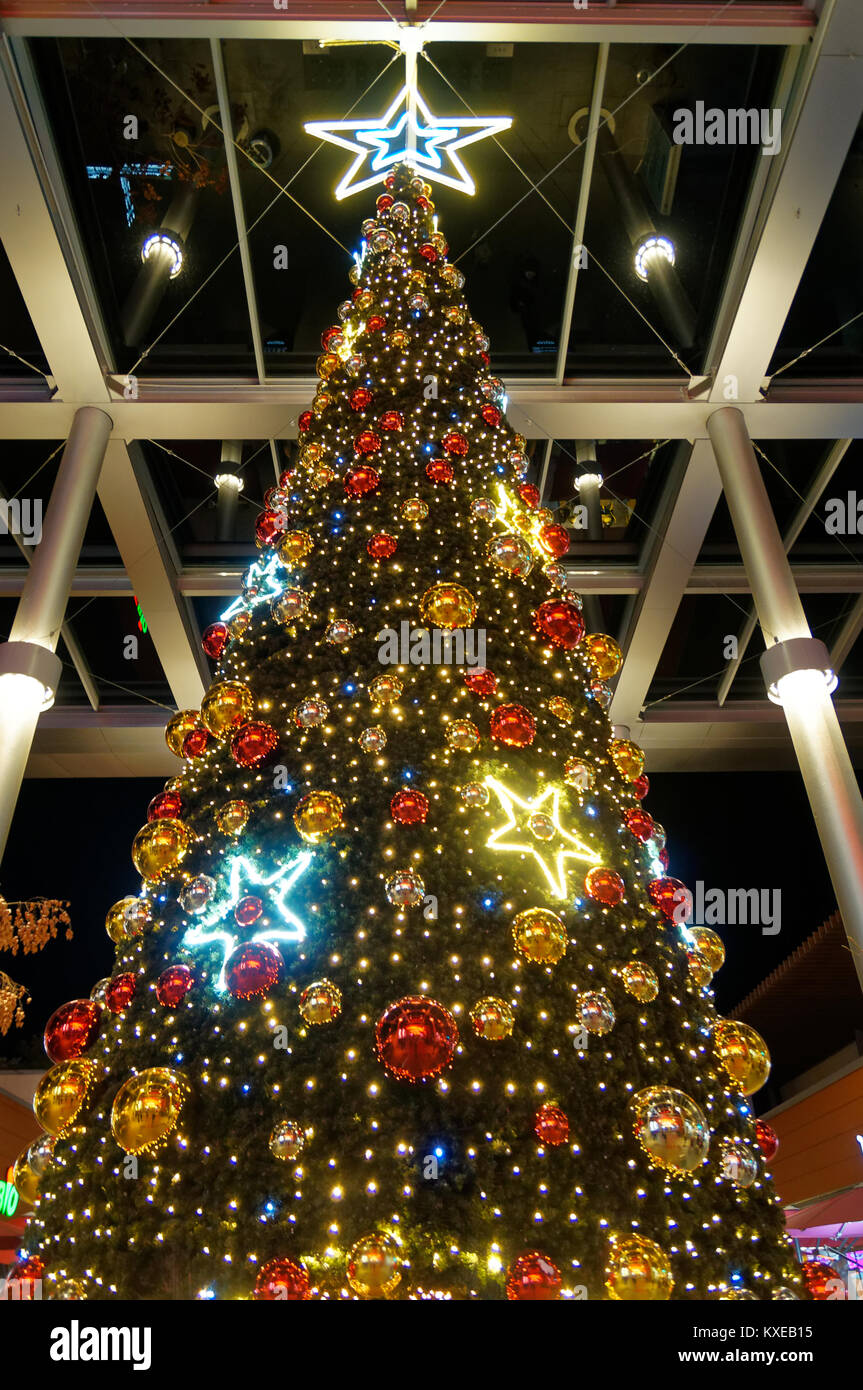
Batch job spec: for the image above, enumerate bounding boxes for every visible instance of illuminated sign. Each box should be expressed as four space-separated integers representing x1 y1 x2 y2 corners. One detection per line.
0 1164 19 1217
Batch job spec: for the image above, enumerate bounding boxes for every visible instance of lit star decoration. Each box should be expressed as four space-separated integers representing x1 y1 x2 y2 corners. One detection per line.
183 851 313 991
483 777 600 901
305 85 512 199
220 555 286 623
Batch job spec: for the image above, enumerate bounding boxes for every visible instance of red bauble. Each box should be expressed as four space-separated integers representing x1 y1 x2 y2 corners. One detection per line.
533 599 585 650
418 242 437 262
624 808 654 842
489 703 536 747
648 876 690 922
505 1251 561 1301
755 1119 779 1162
416 193 431 210
390 790 429 825
354 430 382 455
442 430 468 456
539 523 569 559
44 999 102 1062
426 458 454 484
235 895 263 927
105 972 137 1014
254 1258 311 1301
658 847 669 869
584 866 625 905
366 314 387 333
10 1256 44 1294
518 483 540 509
375 996 458 1082
463 667 497 697
182 727 210 760
632 773 650 800
376 193 394 212
349 387 374 411
480 351 490 366
202 622 229 660
279 469 296 489
481 404 501 427
255 509 286 547
534 1103 569 1147
379 410 404 431
225 942 283 999
298 411 312 433
155 964 193 1008
803 1259 843 1301
321 325 341 349
344 466 380 498
231 721 279 768
147 790 182 822
367 533 397 560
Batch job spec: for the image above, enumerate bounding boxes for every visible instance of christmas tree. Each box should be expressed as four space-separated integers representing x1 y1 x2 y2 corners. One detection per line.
14 164 802 1302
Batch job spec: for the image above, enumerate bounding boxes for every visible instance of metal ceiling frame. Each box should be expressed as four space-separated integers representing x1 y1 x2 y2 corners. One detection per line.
2 0 863 774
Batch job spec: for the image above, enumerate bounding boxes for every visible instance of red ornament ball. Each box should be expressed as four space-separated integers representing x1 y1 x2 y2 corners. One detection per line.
366 314 386 333
418 242 437 263
584 866 625 905
254 509 286 547
539 523 569 559
463 667 497 697
416 193 431 210
182 727 210 760
321 325 341 349
202 622 229 660
518 483 540 509
426 458 454 484
755 1119 779 1162
533 599 585 649
253 1258 311 1301
367 533 397 561
375 996 459 1082
231 721 279 768
349 387 374 411
442 430 469 456
490 704 536 747
147 790 183 822
379 410 404 431
632 773 650 800
298 410 312 433
803 1259 843 1301
648 876 690 922
658 847 670 870
344 466 380 498
376 193 394 212
44 999 102 1062
624 808 655 842
10 1256 44 1293
481 404 501 427
225 942 284 999
155 965 193 1008
354 430 382 455
105 973 137 1014
534 1103 569 1147
390 789 429 825
505 1251 562 1301
235 895 264 928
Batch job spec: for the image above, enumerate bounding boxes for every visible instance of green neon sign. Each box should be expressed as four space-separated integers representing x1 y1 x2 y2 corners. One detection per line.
0 1164 20 1217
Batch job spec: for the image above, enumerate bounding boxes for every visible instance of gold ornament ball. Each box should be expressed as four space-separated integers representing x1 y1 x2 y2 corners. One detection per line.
34 1060 96 1137
564 758 595 793
714 1020 771 1096
369 674 403 705
299 979 342 1025
610 738 645 782
269 1119 306 1162
689 925 725 973
548 696 574 723
13 1134 55 1205
512 908 568 965
585 632 623 680
165 709 200 757
293 790 345 844
420 582 478 630
528 812 555 841
279 531 314 566
111 1067 189 1155
621 961 659 1002
123 898 151 936
132 818 191 882
105 896 140 943
201 680 253 739
216 799 250 835
447 718 480 752
470 996 514 1041
631 1086 710 1174
460 781 489 808
401 498 428 523
606 1236 674 1301
347 1233 402 1298
687 953 713 989
228 610 251 640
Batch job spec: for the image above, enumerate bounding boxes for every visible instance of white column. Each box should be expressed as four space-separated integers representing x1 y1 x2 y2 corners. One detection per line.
707 406 863 992
0 406 112 862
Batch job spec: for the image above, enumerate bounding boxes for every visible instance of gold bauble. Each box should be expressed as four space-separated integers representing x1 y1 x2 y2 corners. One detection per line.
687 953 713 988
631 1086 710 1174
299 979 342 1025
401 497 428 523
347 1233 402 1298
34 1060 95 1136
110 1067 189 1154
216 799 250 835
13 1134 55 1204
279 531 314 566
714 1020 771 1096
293 790 345 843
585 632 623 680
689 926 725 974
165 710 200 757
610 738 645 782
369 674 403 705
228 610 251 639
470 996 514 1041
419 582 478 630
620 961 659 1002
131 818 190 882
105 896 140 943
547 696 574 724
200 680 253 738
512 908 568 964
606 1236 673 1301
564 758 595 793
269 1119 306 1162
